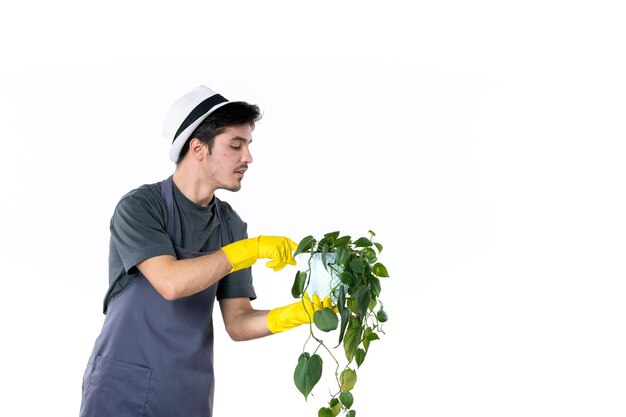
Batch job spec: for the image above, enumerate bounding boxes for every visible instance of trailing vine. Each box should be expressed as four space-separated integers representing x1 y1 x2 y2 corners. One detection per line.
291 230 390 417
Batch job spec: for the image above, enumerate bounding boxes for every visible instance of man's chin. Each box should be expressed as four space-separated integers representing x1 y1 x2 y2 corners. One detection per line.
224 183 242 192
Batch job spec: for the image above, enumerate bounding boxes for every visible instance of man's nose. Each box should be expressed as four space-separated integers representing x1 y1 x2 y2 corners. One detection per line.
242 146 253 164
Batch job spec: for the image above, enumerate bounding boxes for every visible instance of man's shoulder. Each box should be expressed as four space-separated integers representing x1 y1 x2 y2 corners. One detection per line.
120 181 162 201
114 181 165 216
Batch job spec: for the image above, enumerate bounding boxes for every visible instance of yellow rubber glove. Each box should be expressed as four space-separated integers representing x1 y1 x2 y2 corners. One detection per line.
267 292 336 334
221 236 298 273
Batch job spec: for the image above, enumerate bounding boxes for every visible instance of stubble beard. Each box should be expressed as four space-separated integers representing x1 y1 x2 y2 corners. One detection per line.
225 181 242 192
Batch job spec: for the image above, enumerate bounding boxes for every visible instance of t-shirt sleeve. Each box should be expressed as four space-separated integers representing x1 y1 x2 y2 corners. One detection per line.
216 201 257 300
217 268 256 300
110 190 176 275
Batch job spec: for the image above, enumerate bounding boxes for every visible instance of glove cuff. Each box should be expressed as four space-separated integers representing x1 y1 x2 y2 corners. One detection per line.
222 237 260 272
267 301 312 334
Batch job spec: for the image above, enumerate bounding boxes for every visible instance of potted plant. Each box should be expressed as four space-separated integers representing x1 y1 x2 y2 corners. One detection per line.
290 230 390 417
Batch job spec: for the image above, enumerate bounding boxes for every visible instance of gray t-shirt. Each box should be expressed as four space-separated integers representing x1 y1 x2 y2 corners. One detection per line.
103 180 256 313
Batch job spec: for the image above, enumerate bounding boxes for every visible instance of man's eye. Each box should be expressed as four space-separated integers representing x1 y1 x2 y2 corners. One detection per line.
231 145 241 150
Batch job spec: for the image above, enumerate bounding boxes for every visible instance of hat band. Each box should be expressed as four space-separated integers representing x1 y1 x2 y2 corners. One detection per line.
173 94 228 143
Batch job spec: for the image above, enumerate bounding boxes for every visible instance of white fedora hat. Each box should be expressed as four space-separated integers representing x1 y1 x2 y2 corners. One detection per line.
163 85 232 162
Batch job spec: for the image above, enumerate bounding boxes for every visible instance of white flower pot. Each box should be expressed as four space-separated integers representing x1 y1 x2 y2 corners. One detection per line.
296 252 345 303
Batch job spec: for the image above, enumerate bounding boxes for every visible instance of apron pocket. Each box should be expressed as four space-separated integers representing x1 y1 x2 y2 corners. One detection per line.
81 355 152 417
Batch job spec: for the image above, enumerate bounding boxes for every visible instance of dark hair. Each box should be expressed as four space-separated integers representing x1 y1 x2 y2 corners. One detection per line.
177 101 262 163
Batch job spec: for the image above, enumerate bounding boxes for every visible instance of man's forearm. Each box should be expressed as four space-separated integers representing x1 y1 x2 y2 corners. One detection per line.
137 250 233 300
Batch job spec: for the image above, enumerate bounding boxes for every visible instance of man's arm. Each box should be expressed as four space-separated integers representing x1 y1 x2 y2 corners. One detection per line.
219 293 337 341
137 236 298 301
137 250 233 301
219 297 272 341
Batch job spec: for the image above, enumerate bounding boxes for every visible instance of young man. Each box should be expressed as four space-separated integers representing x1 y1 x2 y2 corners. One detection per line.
79 85 330 417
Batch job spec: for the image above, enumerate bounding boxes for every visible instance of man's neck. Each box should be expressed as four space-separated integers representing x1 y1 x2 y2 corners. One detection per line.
172 168 216 207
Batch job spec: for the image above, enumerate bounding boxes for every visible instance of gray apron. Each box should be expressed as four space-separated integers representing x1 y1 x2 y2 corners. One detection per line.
80 175 230 417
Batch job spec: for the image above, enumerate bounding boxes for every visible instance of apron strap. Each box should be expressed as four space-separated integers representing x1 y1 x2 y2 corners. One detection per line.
160 175 176 238
213 197 231 245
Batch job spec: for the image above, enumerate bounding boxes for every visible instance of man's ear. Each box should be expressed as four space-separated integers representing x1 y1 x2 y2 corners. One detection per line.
188 138 207 160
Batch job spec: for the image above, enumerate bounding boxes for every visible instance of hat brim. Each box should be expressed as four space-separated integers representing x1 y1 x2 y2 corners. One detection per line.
169 101 232 162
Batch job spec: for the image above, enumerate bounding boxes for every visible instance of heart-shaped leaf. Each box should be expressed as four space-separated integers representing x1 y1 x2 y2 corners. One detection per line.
291 271 307 298
314 307 339 332
294 352 323 400
340 368 357 392
339 391 354 409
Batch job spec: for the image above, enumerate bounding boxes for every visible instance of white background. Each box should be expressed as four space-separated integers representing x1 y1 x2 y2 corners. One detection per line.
1 1 625 416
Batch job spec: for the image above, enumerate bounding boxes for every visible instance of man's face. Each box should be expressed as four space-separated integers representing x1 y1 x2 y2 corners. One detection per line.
204 124 253 192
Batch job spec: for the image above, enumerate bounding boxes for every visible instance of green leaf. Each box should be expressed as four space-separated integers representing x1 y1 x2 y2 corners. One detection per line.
376 309 388 322
318 407 333 417
372 262 389 277
291 271 307 298
367 332 380 342
339 391 354 409
329 398 341 416
353 237 372 247
362 248 377 264
337 285 346 313
347 298 358 315
349 258 365 274
294 236 316 256
363 326 372 350
335 235 352 246
354 286 372 320
323 230 340 243
363 328 380 351
343 321 363 362
335 245 349 266
340 368 357 391
355 348 366 367
339 272 353 285
321 243 329 271
347 410 356 417
369 276 381 297
336 308 351 348
314 307 339 332
374 242 383 253
294 352 323 400
319 231 340 250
